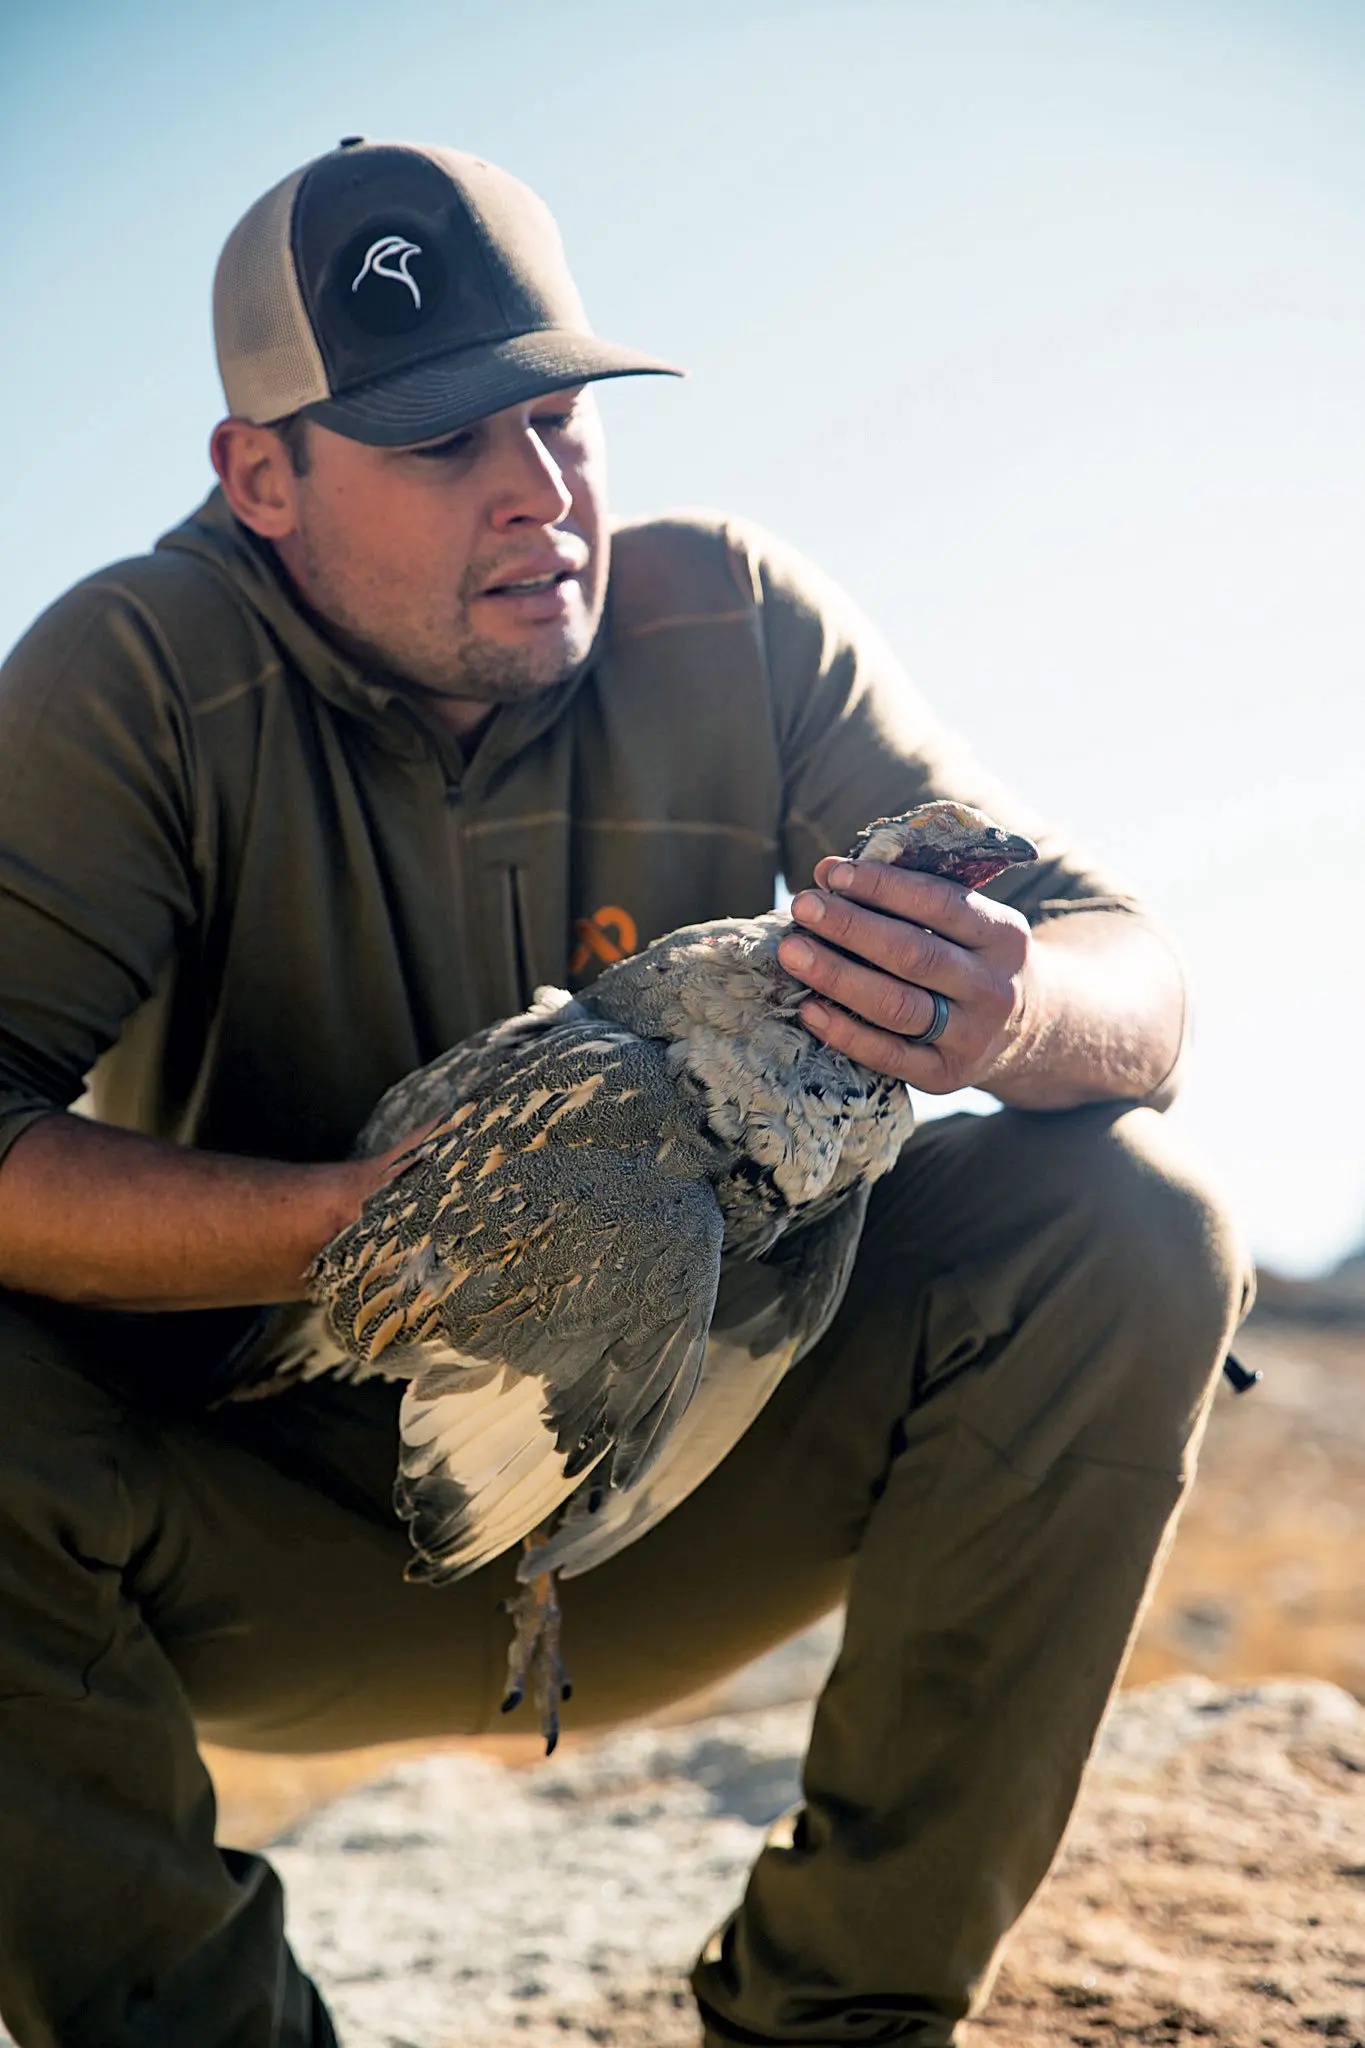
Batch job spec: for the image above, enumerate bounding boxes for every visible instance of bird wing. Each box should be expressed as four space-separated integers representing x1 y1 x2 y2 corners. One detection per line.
308 1022 726 1583
525 1179 873 1582
392 1149 724 1582
216 988 595 1403
356 985 587 1158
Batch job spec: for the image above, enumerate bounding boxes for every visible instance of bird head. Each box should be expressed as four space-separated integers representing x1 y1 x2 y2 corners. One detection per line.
846 801 1039 888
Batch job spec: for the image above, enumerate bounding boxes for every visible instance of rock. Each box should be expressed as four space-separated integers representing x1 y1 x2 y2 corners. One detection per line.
255 1677 1365 2047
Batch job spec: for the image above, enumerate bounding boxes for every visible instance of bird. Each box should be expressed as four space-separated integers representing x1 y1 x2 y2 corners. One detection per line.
227 801 1038 1749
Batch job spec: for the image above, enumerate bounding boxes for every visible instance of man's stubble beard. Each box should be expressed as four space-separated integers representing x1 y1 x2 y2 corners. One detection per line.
292 531 601 708
435 621 581 707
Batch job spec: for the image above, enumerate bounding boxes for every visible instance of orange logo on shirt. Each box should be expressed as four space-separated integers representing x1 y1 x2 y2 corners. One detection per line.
570 904 638 976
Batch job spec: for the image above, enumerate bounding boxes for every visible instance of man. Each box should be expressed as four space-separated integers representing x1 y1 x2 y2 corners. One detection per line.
0 140 1247 2048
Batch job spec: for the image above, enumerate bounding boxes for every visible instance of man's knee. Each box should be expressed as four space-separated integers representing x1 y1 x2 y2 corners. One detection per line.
1057 1105 1250 1329
832 1104 1250 1451
943 1105 1252 1480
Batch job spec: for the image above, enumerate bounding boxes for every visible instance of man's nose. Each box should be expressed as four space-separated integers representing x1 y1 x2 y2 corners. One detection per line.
489 426 574 529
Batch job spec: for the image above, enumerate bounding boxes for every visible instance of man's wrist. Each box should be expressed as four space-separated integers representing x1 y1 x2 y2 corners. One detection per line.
306 1137 432 1277
972 938 1056 1099
975 915 1183 1112
315 1156 384 1246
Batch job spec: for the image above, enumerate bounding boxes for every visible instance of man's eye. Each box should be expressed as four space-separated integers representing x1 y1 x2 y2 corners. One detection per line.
411 432 475 461
533 411 577 435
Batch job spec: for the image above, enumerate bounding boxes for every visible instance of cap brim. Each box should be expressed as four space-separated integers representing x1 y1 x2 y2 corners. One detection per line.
300 330 683 446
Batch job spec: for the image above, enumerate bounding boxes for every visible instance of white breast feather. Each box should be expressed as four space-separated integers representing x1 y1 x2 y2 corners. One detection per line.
655 940 912 1206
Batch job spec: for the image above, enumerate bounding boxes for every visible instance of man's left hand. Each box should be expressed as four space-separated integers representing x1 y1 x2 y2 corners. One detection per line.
777 856 1034 1094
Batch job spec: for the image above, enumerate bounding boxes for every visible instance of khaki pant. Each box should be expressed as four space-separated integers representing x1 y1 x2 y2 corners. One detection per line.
0 1105 1249 2048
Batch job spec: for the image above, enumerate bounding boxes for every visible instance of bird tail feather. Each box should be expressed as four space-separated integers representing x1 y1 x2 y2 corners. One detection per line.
396 1364 600 1583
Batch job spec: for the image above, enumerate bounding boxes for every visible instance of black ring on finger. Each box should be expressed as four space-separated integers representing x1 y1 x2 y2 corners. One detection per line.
905 989 950 1046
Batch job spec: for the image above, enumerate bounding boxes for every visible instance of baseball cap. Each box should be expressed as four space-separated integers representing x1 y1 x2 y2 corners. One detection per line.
213 137 682 445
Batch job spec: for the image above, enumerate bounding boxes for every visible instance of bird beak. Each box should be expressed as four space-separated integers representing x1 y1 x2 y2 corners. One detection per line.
1002 833 1040 865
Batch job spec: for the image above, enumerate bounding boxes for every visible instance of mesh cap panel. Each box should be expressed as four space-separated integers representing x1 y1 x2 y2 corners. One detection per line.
214 165 331 423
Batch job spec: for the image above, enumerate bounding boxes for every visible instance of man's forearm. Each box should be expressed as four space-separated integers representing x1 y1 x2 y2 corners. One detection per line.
0 1113 384 1311
985 912 1186 1112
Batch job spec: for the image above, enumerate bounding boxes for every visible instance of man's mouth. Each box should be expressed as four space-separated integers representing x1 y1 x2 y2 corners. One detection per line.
486 570 568 594
479 559 583 599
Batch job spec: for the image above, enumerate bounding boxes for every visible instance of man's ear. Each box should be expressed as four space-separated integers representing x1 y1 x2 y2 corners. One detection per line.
210 417 301 539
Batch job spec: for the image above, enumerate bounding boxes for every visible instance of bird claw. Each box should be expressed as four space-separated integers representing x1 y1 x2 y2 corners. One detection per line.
501 1535 571 1755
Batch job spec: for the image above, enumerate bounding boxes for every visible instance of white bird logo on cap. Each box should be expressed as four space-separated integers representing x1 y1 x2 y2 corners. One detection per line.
351 234 424 308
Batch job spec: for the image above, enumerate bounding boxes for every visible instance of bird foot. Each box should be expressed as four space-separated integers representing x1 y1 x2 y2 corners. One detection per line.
500 1534 571 1755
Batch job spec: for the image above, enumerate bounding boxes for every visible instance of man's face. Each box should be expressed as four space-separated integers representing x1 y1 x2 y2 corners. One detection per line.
274 386 609 713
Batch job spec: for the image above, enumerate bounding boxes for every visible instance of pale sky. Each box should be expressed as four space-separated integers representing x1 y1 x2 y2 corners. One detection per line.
4 0 1364 1272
